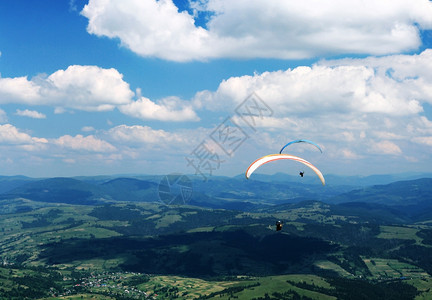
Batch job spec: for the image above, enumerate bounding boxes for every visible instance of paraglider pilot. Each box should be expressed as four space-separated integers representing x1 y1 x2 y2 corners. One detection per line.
276 220 283 231
299 171 304 177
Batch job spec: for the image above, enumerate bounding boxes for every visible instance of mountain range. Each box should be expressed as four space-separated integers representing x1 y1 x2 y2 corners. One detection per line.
0 173 431 298
0 173 430 220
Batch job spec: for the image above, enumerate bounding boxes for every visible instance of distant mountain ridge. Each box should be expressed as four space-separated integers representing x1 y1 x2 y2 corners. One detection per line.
100 178 158 202
0 175 430 215
0 177 109 205
235 172 432 186
328 178 432 206
326 178 432 222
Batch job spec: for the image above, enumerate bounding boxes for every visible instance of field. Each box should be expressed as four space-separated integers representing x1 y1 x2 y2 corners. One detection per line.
364 258 428 279
314 260 353 277
0 196 431 299
209 275 336 300
378 225 424 244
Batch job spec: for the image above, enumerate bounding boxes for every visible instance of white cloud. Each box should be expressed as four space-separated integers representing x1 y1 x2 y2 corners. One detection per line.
370 140 402 155
0 123 206 176
0 76 41 102
81 0 432 61
0 124 47 145
191 50 432 168
0 65 134 111
0 109 7 123
69 0 78 11
53 134 116 152
321 50 432 106
81 0 212 61
82 126 95 132
107 124 184 144
0 65 198 122
54 107 67 114
15 109 46 119
194 54 428 117
341 149 362 160
119 96 199 121
412 136 432 146
194 50 432 117
372 131 404 140
46 65 134 111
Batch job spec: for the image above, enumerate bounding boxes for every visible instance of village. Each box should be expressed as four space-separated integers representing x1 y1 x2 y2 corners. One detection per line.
52 271 156 299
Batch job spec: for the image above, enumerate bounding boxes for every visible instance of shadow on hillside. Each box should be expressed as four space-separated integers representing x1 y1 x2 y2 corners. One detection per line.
39 230 337 276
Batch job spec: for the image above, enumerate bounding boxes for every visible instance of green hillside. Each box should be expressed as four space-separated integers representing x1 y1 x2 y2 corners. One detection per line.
0 176 431 299
0 198 430 299
329 178 432 206
0 177 111 205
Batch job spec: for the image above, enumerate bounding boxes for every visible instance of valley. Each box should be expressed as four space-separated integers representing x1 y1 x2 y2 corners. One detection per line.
0 175 431 299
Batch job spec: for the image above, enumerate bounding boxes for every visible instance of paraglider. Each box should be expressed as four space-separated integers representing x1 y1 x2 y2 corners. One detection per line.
246 139 325 232
245 154 325 185
279 139 323 154
276 220 283 231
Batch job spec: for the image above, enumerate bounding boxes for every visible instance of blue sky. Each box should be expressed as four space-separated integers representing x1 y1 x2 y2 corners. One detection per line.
0 0 431 179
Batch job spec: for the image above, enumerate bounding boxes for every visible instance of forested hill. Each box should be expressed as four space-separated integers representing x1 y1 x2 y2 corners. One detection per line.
0 175 430 211
0 175 431 298
328 178 432 206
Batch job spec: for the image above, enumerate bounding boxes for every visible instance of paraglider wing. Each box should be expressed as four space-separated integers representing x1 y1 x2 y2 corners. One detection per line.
279 139 323 154
245 154 325 185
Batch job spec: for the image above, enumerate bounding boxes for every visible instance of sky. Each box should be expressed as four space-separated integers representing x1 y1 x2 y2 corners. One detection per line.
0 0 431 179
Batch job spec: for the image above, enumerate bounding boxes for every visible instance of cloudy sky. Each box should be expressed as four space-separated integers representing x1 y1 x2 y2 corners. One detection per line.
0 0 431 179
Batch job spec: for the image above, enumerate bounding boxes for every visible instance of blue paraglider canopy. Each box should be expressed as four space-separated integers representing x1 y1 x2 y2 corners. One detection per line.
279 139 323 154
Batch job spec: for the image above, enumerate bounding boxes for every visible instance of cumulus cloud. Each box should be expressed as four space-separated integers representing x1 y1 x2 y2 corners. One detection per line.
82 0 212 61
107 124 184 144
0 123 204 176
194 50 430 117
191 50 432 167
54 107 68 114
0 124 47 145
0 65 199 122
15 109 46 119
370 140 403 155
46 65 134 111
81 0 432 61
321 50 432 106
194 50 432 116
53 134 116 152
341 149 362 159
0 76 41 102
119 96 199 121
412 136 432 146
0 65 134 111
81 126 95 132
